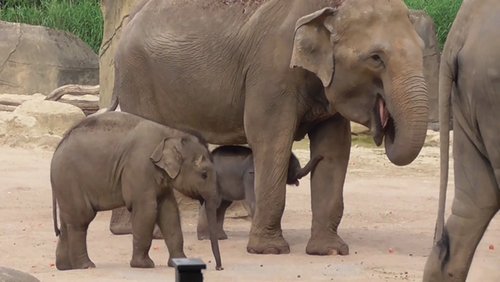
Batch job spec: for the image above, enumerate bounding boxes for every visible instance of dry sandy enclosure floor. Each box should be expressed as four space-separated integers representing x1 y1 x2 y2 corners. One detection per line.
0 142 499 281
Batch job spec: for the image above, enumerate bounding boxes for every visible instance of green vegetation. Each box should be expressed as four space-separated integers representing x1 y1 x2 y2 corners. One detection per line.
0 0 102 53
0 0 462 53
405 0 463 48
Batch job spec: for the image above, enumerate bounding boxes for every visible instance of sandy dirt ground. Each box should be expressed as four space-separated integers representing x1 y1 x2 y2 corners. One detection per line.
0 141 498 281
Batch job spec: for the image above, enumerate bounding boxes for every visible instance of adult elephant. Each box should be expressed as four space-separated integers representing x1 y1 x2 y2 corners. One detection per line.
424 0 500 281
109 0 429 255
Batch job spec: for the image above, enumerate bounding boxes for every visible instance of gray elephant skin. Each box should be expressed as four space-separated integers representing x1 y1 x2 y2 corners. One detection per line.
51 112 222 271
424 0 500 281
197 145 323 240
109 0 429 255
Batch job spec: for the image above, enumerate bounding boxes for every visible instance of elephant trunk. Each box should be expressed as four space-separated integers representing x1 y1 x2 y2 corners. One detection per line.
205 200 223 270
292 155 324 181
384 71 429 166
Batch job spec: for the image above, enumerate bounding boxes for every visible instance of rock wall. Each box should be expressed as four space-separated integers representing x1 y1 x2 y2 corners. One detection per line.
99 0 143 107
0 21 99 95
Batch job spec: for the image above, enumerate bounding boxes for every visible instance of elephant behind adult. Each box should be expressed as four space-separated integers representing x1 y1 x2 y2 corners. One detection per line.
111 0 429 255
424 0 500 281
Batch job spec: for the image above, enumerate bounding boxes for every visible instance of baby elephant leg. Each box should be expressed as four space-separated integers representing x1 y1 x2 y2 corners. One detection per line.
55 222 71 270
59 194 96 270
156 192 186 267
216 200 232 239
197 201 231 240
109 207 133 235
67 223 96 269
110 207 163 239
130 199 157 268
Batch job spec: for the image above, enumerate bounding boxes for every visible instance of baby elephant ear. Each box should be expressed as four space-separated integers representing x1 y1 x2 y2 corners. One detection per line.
150 138 184 179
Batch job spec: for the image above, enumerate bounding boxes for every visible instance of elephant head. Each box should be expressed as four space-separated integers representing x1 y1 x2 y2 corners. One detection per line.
291 0 429 166
150 136 223 270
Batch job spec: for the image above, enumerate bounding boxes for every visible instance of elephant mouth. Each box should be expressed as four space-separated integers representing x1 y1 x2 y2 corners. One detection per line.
373 95 395 146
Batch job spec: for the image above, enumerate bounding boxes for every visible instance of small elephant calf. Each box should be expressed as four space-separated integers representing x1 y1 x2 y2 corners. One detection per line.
197 145 323 240
51 112 222 270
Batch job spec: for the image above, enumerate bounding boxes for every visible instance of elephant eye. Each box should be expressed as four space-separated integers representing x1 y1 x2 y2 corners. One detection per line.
368 54 384 69
371 54 382 63
201 171 208 180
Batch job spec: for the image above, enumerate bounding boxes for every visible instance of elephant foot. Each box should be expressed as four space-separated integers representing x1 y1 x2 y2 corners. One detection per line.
167 254 187 267
197 230 228 241
130 256 155 268
306 233 349 255
55 260 73 271
72 260 96 270
247 232 290 254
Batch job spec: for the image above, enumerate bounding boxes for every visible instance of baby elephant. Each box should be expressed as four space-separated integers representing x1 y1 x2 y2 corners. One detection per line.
197 145 323 240
51 112 222 271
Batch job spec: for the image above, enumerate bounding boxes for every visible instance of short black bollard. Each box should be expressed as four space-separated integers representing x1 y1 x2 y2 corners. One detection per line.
171 258 207 282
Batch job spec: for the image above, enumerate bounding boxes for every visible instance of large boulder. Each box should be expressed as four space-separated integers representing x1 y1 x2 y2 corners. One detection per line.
0 98 85 149
0 267 39 282
410 10 441 127
99 0 143 107
14 100 85 136
0 21 98 95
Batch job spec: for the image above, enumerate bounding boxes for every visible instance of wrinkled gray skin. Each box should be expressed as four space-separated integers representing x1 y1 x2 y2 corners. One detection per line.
423 0 500 281
197 145 323 240
109 0 429 255
51 112 222 271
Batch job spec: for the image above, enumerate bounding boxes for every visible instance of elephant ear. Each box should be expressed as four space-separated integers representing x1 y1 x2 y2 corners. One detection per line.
290 7 337 87
150 137 184 179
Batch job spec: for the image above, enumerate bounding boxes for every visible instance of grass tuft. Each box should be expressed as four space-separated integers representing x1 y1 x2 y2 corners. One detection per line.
0 0 103 53
405 0 463 48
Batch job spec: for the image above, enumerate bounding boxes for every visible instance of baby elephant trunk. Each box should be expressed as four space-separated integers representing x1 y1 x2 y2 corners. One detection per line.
287 155 324 186
205 201 223 270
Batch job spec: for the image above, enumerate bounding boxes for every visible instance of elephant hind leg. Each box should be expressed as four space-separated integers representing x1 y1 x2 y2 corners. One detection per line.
67 222 96 269
423 121 500 281
58 188 97 270
306 116 350 256
55 222 71 270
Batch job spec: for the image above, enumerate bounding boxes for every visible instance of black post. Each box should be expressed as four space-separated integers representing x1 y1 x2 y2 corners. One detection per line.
171 258 207 282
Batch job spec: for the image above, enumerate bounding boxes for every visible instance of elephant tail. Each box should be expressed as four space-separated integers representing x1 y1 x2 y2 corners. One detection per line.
107 93 119 112
88 91 119 117
52 189 60 237
434 48 456 244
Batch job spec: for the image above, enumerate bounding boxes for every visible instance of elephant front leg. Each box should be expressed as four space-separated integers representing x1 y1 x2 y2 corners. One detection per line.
306 115 350 256
197 200 232 240
130 199 157 268
244 97 297 254
216 200 232 240
157 191 187 267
